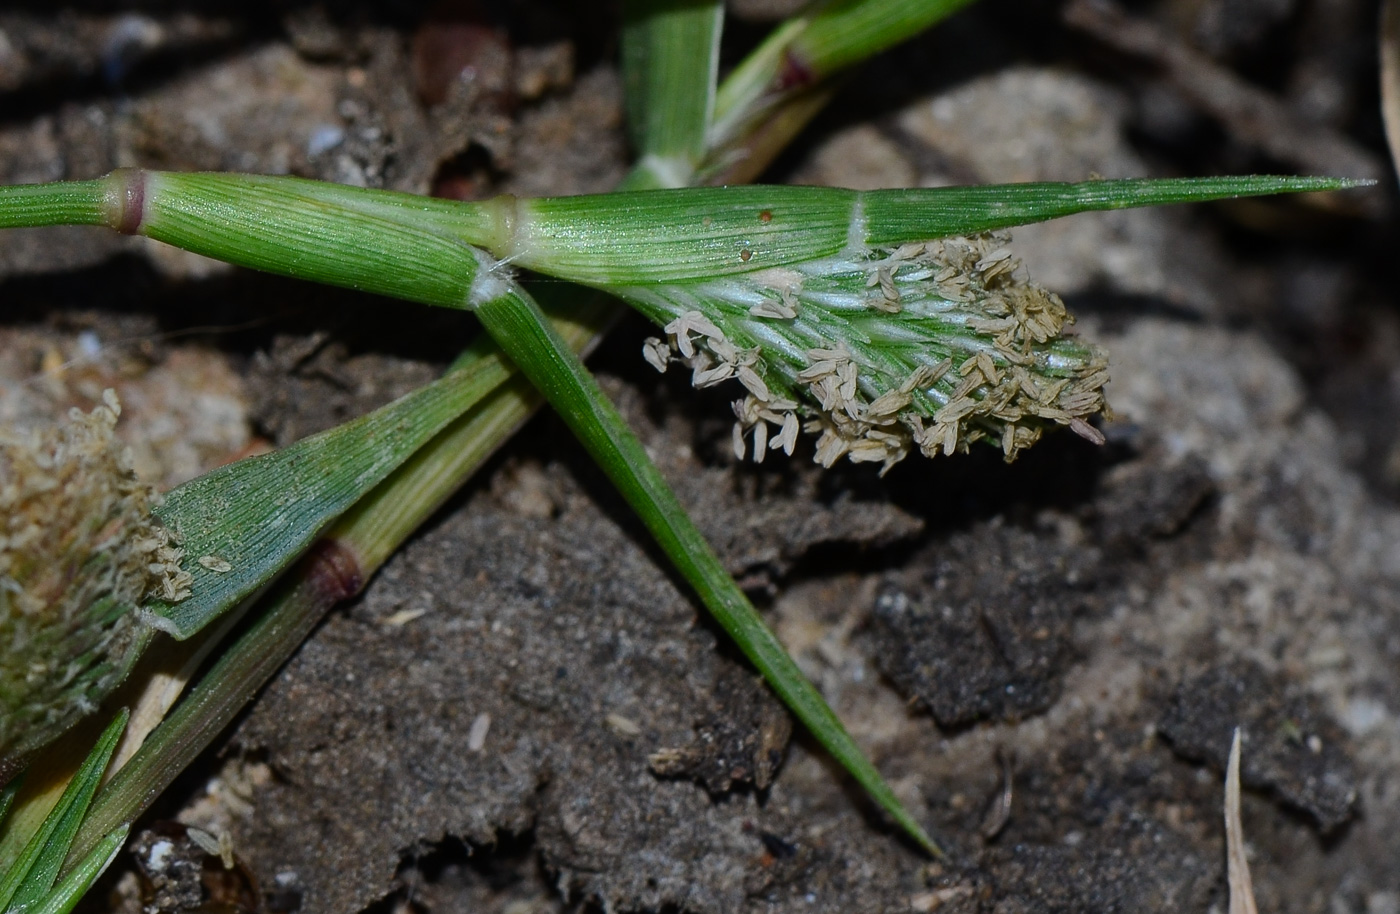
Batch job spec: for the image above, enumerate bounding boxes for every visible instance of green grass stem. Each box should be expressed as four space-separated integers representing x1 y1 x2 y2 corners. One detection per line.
0 180 106 229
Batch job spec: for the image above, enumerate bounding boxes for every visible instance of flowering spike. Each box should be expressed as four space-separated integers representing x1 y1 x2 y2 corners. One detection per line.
617 230 1107 469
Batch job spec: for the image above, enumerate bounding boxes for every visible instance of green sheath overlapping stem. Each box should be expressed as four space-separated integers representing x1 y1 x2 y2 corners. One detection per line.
0 171 1366 477
121 171 493 308
8 169 1349 471
0 171 1356 303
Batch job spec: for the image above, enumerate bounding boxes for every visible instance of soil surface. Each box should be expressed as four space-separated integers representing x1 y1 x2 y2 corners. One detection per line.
2 1 1398 912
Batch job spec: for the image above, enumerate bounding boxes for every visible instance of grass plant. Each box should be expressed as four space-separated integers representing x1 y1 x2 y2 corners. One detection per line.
0 0 1368 902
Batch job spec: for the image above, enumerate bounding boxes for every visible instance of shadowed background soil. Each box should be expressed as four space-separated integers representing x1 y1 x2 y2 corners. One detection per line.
1 1 1397 911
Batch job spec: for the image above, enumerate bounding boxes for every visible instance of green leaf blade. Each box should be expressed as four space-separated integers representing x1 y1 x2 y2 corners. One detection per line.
0 711 127 913
859 175 1371 242
792 0 978 79
623 0 724 175
29 825 128 914
150 349 513 638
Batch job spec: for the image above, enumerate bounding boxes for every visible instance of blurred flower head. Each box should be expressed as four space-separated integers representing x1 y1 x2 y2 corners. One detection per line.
0 391 189 767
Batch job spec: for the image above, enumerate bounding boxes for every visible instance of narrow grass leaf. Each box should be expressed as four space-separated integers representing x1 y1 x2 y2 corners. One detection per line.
790 0 978 83
855 175 1372 241
27 825 128 914
474 286 942 855
623 0 723 176
150 344 513 638
0 710 126 912
502 176 1365 285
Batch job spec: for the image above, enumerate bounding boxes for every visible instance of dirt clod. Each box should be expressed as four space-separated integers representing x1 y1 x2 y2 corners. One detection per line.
981 820 1213 914
1158 660 1358 832
648 670 793 793
870 523 1092 727
1093 454 1216 548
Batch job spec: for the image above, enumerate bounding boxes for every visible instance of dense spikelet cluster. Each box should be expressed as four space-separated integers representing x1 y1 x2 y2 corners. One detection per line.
623 232 1108 472
0 391 189 766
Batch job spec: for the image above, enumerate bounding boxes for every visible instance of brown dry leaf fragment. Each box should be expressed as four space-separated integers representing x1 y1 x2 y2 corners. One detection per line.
1226 728 1258 914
